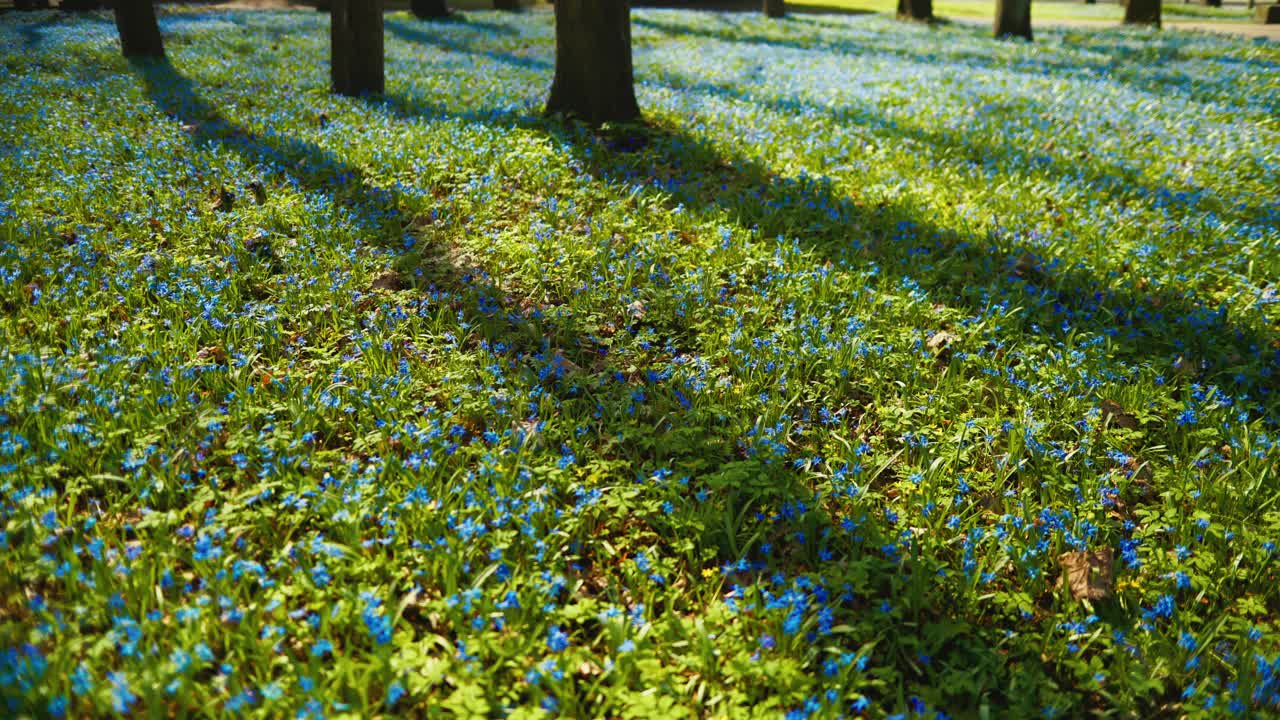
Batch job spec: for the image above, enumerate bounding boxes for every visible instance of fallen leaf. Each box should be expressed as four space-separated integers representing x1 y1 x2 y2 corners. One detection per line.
1013 252 1040 278
551 350 582 375
1099 400 1138 430
370 270 403 292
210 186 234 213
1059 549 1113 601
927 331 957 353
247 181 267 205
196 346 226 364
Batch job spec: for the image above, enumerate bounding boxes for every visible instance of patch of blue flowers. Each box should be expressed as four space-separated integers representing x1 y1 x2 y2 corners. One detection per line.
0 6 1278 718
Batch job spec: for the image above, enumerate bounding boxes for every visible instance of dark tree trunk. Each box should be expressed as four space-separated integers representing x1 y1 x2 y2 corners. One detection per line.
994 0 1032 39
61 0 104 10
1123 0 1160 26
764 0 786 17
545 0 640 126
495 0 520 9
897 0 933 21
114 0 164 59
410 0 451 18
331 0 384 96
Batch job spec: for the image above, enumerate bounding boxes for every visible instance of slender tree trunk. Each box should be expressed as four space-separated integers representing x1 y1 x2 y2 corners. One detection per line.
410 0 451 18
994 0 1032 39
114 0 164 59
897 0 933 21
764 0 786 17
60 0 104 10
1123 0 1160 26
545 0 640 126
495 0 520 9
331 0 384 96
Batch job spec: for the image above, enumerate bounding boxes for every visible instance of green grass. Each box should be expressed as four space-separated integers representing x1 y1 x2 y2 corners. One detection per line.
1 6 1279 720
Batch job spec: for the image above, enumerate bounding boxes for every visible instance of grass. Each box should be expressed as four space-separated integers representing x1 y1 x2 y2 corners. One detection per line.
1 6 1279 719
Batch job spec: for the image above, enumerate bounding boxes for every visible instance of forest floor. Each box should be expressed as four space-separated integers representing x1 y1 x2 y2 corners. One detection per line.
1 7 1279 719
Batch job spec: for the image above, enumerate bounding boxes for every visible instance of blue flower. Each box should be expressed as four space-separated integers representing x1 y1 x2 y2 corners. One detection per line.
107 672 136 714
547 625 570 653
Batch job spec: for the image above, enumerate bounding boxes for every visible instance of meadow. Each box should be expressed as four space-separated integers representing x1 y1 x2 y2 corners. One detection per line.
1 7 1279 718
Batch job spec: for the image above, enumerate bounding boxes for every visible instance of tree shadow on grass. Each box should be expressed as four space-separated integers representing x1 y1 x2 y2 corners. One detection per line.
384 15 548 69
360 77 1275 711
631 12 1280 117
125 45 1269 714
373 25 1279 419
117 52 1080 715
643 66 1278 232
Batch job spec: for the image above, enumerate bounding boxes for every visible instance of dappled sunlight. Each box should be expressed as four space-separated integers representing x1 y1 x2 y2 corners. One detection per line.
1 7 1278 718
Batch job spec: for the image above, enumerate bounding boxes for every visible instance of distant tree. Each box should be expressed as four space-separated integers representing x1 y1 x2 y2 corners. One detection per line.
897 0 932 22
411 0 451 18
545 0 640 125
995 0 1032 39
60 0 104 9
764 0 786 17
1123 0 1160 26
114 0 164 59
331 0 384 96
495 0 520 9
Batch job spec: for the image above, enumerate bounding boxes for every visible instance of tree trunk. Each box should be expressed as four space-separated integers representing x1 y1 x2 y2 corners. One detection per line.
114 0 164 59
994 0 1032 39
410 0 451 18
545 0 640 126
331 0 384 96
1123 0 1160 26
764 0 786 17
495 0 520 9
60 0 104 10
897 0 933 21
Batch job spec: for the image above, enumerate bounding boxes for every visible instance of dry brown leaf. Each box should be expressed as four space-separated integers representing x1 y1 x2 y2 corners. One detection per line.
196 346 227 364
927 331 957 353
1059 548 1114 601
370 270 403 292
1099 400 1138 430
210 186 235 213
